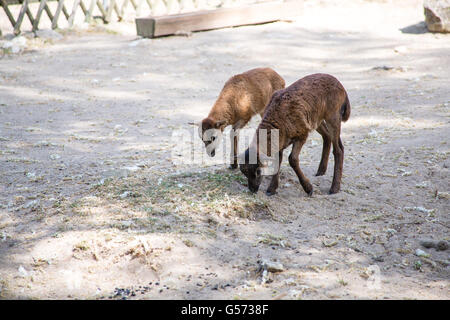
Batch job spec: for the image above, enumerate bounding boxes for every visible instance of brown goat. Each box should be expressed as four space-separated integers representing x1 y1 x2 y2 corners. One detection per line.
191 68 285 169
239 73 351 195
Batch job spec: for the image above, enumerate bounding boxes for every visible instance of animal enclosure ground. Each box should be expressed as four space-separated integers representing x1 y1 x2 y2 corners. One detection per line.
0 0 449 299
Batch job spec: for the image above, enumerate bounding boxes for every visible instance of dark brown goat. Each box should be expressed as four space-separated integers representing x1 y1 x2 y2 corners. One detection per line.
239 73 351 195
191 68 285 169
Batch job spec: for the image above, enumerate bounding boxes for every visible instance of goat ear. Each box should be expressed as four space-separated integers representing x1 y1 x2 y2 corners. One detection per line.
188 121 200 126
214 120 226 129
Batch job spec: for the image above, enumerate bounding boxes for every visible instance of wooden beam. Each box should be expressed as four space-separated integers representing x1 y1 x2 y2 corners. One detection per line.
79 0 87 15
32 0 48 31
62 3 70 19
85 0 95 22
44 2 54 21
0 0 17 28
136 0 303 38
52 0 65 29
14 0 29 35
4 0 55 4
24 0 36 27
104 0 115 22
68 0 81 27
96 0 107 20
113 0 122 21
120 0 129 17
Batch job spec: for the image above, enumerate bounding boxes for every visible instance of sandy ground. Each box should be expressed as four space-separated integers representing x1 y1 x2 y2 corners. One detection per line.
0 0 449 300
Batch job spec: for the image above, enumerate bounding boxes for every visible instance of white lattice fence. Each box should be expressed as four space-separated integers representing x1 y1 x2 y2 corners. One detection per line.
0 0 270 35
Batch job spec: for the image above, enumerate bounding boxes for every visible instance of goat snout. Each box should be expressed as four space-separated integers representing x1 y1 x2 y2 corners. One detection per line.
249 184 259 193
204 140 217 157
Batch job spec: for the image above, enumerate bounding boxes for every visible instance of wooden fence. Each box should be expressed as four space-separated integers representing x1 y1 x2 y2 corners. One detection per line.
0 0 271 36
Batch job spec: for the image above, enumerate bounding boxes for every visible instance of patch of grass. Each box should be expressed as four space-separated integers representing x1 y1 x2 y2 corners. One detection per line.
144 206 170 216
363 213 384 222
206 171 247 184
337 278 348 286
94 169 271 221
414 261 422 270
183 239 195 247
257 233 286 246
0 278 9 298
73 241 90 251
70 200 82 209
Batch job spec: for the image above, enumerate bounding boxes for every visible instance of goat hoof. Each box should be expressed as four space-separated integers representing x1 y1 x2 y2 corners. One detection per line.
328 188 339 195
266 190 277 196
315 171 326 176
306 188 314 197
228 164 238 170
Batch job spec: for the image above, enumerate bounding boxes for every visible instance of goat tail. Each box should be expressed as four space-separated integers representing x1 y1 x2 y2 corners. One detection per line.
341 93 351 122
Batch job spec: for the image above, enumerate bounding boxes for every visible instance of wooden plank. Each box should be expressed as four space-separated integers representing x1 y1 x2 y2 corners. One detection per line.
79 0 87 15
135 0 144 16
24 0 35 27
0 0 17 27
120 0 128 16
105 0 115 22
136 0 303 38
5 0 56 4
32 0 48 31
96 0 107 19
44 2 54 21
52 0 65 29
13 0 29 35
85 0 95 22
145 0 152 14
113 0 121 20
129 0 137 10
62 3 70 19
68 0 81 27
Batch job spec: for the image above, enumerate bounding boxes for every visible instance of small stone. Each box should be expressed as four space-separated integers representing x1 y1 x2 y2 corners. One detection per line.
420 239 448 251
260 260 284 273
373 256 384 262
420 239 435 248
34 29 63 40
23 199 40 209
424 0 450 33
415 249 431 258
122 166 140 172
119 191 131 199
2 36 27 54
18 265 29 277
436 241 449 251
